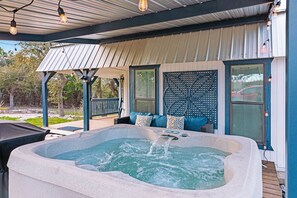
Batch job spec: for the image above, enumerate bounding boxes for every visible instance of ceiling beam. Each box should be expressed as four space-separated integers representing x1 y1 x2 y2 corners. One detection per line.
55 38 99 44
0 33 99 44
98 14 267 45
0 32 44 42
44 0 272 42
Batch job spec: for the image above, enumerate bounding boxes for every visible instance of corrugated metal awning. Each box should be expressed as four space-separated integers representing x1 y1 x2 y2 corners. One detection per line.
37 23 271 72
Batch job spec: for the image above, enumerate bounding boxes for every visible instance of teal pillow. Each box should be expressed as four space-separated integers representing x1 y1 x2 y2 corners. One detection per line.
135 115 153 127
184 117 208 131
151 115 167 128
166 115 185 130
129 112 152 125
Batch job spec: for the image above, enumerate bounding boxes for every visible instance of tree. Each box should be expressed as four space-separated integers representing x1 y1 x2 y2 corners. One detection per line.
48 74 68 117
0 57 29 110
0 47 8 67
0 42 50 109
92 78 118 98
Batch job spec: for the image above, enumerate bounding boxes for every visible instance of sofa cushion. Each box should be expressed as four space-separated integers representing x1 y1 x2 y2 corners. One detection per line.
184 117 208 132
167 115 185 130
129 112 152 125
151 115 167 128
135 115 153 127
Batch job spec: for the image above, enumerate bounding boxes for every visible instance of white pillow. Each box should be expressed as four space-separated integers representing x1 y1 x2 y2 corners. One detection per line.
135 115 153 127
166 115 184 130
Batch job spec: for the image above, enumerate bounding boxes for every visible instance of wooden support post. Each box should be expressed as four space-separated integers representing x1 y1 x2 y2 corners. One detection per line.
286 0 297 197
74 69 98 131
41 71 55 127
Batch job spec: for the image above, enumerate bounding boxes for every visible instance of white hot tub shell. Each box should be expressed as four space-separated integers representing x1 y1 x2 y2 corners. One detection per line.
8 125 262 198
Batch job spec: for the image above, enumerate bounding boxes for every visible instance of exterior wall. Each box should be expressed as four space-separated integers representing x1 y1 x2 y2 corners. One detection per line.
264 57 286 170
154 59 286 170
272 12 286 57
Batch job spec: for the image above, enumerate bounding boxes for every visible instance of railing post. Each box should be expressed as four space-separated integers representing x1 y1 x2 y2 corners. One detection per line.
41 71 55 127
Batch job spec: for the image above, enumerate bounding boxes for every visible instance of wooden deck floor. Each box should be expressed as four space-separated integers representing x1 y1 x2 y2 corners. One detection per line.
263 161 282 198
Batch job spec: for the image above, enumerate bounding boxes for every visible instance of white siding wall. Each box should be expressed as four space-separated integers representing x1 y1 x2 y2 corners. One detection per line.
159 61 225 135
259 57 286 171
272 12 286 57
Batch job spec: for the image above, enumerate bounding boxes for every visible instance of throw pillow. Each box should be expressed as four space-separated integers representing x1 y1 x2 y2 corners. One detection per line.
135 115 153 127
129 112 152 124
166 115 184 130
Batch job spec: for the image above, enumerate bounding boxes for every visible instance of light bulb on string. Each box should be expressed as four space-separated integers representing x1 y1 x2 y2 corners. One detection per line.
10 19 17 35
274 1 281 12
260 39 269 54
10 11 17 35
138 0 148 12
58 0 68 23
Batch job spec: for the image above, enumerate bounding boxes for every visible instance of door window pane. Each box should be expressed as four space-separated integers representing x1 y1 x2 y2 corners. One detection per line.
231 104 264 143
135 100 155 114
134 69 156 113
231 64 264 102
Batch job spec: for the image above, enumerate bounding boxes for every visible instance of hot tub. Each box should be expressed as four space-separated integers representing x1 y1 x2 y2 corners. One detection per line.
8 125 262 198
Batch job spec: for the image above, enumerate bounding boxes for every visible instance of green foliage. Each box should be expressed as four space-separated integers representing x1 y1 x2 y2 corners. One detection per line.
93 78 118 98
0 116 20 121
0 42 118 110
25 116 82 127
48 74 83 108
0 47 8 67
0 42 50 107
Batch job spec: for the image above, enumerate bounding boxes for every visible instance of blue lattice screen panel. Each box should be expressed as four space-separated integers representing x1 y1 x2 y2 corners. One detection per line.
163 70 218 129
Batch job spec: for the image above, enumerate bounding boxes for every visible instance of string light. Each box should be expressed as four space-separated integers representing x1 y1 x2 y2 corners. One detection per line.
261 39 269 54
138 0 148 12
58 0 68 23
266 20 271 31
0 0 34 35
10 12 17 35
274 1 281 12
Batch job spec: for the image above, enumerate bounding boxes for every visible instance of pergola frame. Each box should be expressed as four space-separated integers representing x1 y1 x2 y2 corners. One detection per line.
0 0 271 43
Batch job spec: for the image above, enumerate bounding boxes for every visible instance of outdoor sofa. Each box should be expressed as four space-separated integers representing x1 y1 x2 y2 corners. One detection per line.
114 112 214 133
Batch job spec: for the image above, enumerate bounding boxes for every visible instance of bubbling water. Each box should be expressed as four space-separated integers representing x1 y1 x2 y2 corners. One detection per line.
54 138 229 190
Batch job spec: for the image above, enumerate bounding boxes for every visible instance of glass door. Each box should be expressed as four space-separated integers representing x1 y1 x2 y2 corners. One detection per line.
130 66 159 114
230 64 265 144
134 69 156 113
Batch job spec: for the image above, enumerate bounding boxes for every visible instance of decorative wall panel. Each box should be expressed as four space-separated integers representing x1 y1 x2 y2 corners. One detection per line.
163 70 218 128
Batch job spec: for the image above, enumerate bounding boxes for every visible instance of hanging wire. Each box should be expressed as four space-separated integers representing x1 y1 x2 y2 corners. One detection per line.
0 0 35 13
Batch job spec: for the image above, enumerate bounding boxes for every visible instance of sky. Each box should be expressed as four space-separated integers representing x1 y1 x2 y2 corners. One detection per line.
0 41 21 53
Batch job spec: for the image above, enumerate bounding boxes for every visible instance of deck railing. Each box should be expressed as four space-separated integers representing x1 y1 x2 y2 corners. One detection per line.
91 98 119 116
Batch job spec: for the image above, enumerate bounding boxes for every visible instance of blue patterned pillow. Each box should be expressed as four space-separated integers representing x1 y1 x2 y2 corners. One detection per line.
166 115 184 130
135 115 153 127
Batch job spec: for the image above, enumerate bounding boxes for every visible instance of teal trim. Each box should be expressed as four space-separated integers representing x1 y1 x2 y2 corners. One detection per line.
129 65 160 114
224 58 273 150
286 0 297 196
74 69 98 131
41 71 55 127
